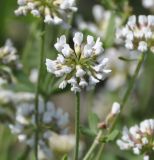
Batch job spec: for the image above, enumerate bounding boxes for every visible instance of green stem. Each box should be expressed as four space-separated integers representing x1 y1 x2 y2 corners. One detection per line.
83 53 146 160
34 21 46 160
83 130 102 160
95 143 105 160
74 92 80 160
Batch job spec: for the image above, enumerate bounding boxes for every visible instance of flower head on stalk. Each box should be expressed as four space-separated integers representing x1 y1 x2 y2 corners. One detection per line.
15 0 77 25
117 119 154 160
45 32 111 93
116 15 154 53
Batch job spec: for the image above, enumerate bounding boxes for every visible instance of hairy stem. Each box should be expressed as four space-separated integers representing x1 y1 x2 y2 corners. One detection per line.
83 53 146 160
74 92 80 160
34 22 46 160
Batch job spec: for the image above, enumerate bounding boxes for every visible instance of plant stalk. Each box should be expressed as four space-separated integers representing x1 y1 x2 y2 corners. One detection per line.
34 21 46 160
74 92 80 160
83 53 146 160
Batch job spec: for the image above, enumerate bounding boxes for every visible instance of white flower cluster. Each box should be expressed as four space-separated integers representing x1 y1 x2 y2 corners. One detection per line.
117 119 154 160
117 15 154 53
46 32 111 93
0 39 18 64
15 0 77 25
9 98 69 158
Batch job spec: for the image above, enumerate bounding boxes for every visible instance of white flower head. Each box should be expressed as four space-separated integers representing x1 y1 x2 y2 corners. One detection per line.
15 0 77 25
46 32 111 92
117 119 154 160
117 15 154 53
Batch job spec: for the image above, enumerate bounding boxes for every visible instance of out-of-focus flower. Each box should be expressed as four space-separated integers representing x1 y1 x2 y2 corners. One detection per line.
0 89 34 104
116 15 154 53
0 78 7 87
15 0 77 25
0 39 18 64
104 48 139 91
9 97 70 159
49 133 75 153
111 102 120 115
0 39 21 84
117 119 154 160
76 5 121 40
46 32 111 93
142 0 154 10
29 68 38 83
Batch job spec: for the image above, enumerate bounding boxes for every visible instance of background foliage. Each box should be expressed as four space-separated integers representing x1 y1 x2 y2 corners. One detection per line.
0 0 154 160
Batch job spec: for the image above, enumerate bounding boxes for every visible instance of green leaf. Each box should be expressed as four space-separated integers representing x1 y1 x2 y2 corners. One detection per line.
99 130 119 144
61 155 68 160
118 56 137 62
80 126 96 137
107 130 119 142
99 136 108 143
88 112 99 134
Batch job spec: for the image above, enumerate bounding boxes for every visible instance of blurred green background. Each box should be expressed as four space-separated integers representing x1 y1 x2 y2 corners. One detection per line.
0 0 154 160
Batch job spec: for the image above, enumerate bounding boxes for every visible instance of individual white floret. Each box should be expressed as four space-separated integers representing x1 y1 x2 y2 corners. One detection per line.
62 44 72 57
138 41 148 52
111 102 120 115
127 15 136 28
133 147 140 155
73 32 83 46
54 35 66 52
79 78 88 87
144 155 149 160
71 84 81 93
59 80 67 89
125 40 134 50
76 66 86 77
31 9 40 17
148 15 154 26
139 15 147 25
142 137 149 145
